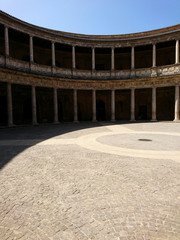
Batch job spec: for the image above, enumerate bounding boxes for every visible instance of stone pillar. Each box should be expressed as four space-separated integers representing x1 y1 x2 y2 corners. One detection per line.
111 47 115 71
151 87 157 121
32 86 37 125
73 89 78 122
130 88 135 121
92 90 97 122
7 83 13 126
5 26 9 56
152 43 156 67
92 47 95 70
175 40 179 64
174 86 180 121
72 45 76 69
52 42 56 67
54 88 59 123
30 35 34 62
111 90 115 121
131 46 135 69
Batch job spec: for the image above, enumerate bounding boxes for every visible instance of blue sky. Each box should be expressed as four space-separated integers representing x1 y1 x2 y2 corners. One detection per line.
1 0 180 35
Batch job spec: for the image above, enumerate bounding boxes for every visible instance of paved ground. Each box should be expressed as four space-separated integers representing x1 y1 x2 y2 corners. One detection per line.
0 122 180 240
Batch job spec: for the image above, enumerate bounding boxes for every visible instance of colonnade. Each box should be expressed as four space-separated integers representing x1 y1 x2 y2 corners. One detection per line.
3 27 180 70
6 83 180 126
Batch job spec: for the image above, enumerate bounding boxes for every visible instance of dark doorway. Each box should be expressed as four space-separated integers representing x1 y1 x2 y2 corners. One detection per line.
58 100 63 121
96 100 105 121
138 105 147 120
23 98 32 124
0 96 7 126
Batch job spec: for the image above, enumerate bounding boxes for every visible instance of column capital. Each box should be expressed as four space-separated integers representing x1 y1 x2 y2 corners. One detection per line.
151 41 157 45
4 25 9 30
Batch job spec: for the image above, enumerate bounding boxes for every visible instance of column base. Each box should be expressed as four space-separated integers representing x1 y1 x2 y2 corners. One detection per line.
32 122 39 126
8 123 15 128
74 120 79 123
151 119 157 122
53 121 60 124
92 119 97 122
173 119 180 122
111 119 116 122
130 119 136 122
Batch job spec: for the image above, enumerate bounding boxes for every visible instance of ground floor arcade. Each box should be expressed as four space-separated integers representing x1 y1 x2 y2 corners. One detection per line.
0 82 179 127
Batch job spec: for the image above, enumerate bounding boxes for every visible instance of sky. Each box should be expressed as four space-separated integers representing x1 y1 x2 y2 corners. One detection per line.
1 0 180 35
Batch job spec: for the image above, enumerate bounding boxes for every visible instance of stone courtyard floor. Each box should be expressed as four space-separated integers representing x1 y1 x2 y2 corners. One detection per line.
0 121 180 240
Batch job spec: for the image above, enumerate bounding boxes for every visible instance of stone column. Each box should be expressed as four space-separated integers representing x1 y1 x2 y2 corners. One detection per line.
174 86 180 121
151 87 157 121
130 88 135 121
92 47 95 70
152 43 156 67
54 88 59 123
111 90 115 121
32 86 37 125
52 42 56 67
7 83 13 127
72 45 76 69
73 89 78 122
92 90 97 122
5 26 9 56
30 35 34 62
111 47 115 71
175 40 179 64
131 46 135 69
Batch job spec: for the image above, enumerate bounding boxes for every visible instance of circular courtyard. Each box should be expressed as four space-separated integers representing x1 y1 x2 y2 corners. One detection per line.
0 122 180 240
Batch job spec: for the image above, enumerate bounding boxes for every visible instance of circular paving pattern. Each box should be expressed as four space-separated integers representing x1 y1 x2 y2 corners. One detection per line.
96 133 180 151
0 122 180 240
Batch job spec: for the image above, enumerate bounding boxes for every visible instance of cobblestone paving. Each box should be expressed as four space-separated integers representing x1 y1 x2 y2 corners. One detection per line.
0 122 180 240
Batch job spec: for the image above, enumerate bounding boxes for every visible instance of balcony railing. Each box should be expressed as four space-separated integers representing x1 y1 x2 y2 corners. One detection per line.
0 55 180 80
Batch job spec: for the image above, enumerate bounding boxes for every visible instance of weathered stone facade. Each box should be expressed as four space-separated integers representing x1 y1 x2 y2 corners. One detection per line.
0 11 179 125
